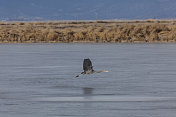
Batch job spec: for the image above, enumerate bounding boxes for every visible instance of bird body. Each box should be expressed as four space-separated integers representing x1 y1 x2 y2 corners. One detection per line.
76 58 109 77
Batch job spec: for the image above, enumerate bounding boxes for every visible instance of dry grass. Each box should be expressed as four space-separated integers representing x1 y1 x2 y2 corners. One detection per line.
1 20 176 43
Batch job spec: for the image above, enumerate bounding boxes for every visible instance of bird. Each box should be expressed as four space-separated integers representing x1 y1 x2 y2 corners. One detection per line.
76 58 109 77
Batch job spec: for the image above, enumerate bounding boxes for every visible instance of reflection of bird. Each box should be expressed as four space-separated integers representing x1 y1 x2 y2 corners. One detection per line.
76 58 109 77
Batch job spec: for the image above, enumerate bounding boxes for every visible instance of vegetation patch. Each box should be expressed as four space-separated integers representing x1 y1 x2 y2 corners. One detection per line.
0 20 176 43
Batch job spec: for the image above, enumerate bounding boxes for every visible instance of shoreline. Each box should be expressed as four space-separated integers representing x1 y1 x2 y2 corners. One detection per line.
0 20 176 43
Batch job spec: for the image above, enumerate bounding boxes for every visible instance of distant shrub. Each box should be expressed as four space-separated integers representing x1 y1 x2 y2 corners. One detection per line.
0 20 176 43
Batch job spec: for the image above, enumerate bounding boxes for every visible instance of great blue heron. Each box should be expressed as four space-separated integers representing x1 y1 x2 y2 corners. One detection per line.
76 58 109 77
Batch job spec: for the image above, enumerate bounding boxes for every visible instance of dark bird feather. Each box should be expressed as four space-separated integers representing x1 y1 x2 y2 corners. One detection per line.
83 58 93 72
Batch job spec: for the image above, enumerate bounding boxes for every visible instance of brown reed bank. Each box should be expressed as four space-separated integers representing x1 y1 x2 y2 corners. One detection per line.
0 20 176 43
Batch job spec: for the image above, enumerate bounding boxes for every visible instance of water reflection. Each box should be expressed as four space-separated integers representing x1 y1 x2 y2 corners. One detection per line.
83 87 94 96
82 87 94 116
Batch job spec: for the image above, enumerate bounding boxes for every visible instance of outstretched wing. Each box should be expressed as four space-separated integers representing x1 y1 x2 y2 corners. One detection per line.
83 59 93 72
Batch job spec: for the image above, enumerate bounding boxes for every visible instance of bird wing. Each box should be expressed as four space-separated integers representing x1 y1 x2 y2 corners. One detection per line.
83 59 93 72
